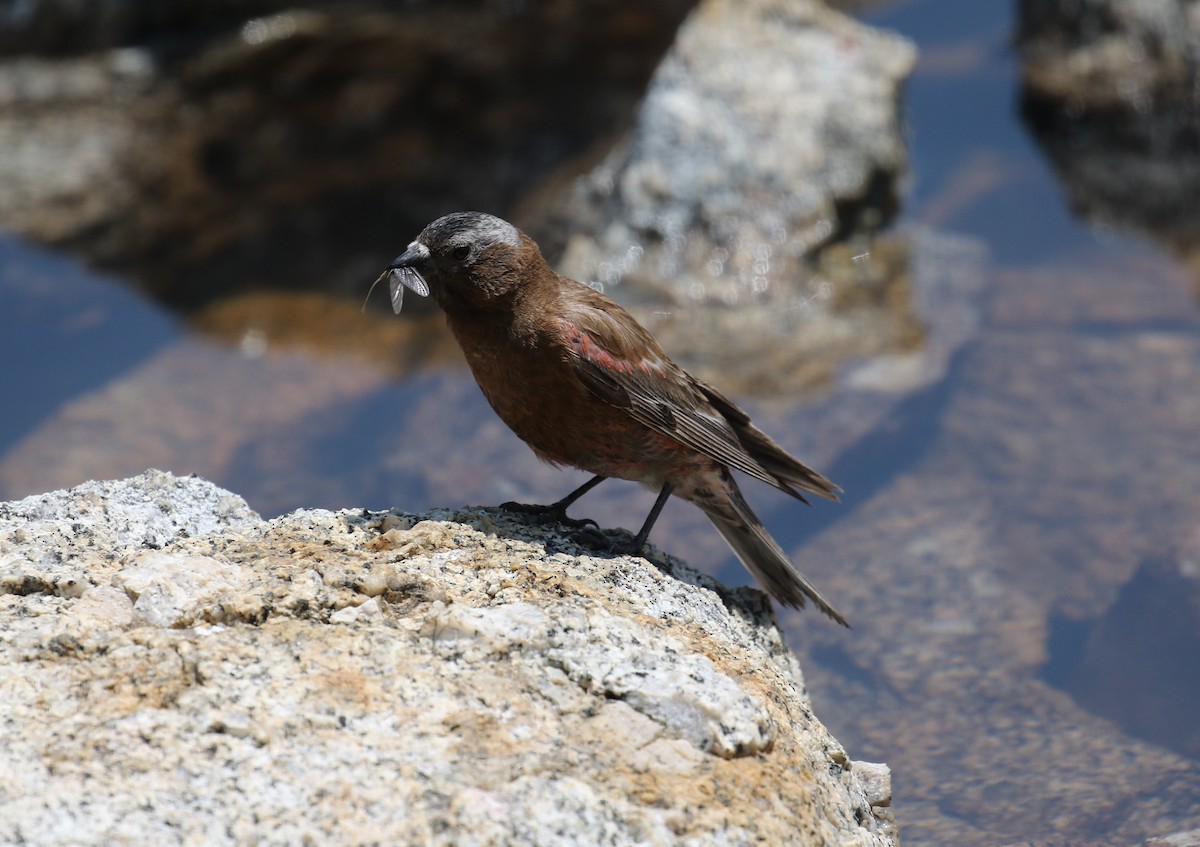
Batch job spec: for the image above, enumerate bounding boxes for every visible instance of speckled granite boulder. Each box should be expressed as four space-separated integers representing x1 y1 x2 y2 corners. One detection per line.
0 471 894 846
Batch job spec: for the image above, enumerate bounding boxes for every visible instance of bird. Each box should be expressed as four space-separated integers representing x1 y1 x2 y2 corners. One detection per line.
374 211 846 625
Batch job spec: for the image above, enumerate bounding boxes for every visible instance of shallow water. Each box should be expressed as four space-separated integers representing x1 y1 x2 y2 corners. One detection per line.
2 0 1198 843
779 1 1200 842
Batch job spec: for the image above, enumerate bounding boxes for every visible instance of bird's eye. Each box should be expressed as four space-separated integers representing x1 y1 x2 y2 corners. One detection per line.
452 245 470 261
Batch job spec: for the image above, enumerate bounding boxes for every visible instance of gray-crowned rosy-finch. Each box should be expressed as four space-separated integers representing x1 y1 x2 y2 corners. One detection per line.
376 211 846 625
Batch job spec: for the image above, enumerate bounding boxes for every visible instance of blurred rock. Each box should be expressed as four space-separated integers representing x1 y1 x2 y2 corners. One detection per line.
1018 0 1200 106
0 1 696 310
0 50 156 243
0 471 895 846
0 0 920 395
536 0 918 393
1018 0 1200 288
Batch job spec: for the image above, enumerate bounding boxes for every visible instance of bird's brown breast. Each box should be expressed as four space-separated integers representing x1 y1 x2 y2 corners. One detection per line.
444 302 695 483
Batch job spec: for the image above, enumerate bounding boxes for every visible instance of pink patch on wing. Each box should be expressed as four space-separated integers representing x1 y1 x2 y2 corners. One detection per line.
561 320 665 375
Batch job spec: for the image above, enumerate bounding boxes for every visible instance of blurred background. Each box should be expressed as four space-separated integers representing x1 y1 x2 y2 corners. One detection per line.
2 0 1199 843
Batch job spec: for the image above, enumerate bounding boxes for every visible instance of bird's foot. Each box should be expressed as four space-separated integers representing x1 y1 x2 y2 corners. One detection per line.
498 500 599 531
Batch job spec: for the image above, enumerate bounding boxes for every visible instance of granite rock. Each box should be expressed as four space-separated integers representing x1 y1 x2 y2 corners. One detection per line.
0 471 893 846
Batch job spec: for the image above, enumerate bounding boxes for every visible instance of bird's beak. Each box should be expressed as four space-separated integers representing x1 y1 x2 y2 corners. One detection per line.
388 241 430 273
369 241 430 314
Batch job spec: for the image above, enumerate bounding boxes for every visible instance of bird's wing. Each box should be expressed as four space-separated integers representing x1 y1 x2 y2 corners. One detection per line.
693 380 840 501
557 294 809 497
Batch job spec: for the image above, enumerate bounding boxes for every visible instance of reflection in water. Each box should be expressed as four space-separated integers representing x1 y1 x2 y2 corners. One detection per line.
0 237 177 451
1043 558 1200 761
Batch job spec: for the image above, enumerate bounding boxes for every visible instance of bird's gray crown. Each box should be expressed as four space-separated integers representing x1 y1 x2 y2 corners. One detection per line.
421 211 520 251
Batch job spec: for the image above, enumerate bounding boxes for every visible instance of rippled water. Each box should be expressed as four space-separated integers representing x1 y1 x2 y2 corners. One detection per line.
2 0 1198 843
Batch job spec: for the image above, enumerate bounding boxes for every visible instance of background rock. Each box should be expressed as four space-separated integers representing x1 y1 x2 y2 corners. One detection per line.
1018 0 1200 285
0 0 917 398
536 0 918 392
0 1 698 310
0 471 894 846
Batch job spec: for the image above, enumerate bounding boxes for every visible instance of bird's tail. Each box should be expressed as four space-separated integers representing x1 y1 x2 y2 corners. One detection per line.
698 483 847 627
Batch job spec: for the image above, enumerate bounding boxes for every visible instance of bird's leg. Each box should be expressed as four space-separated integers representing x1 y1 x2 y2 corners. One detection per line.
616 482 674 554
500 475 607 530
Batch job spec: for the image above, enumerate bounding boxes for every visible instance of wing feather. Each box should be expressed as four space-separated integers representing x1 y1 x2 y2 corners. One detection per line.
558 290 835 500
